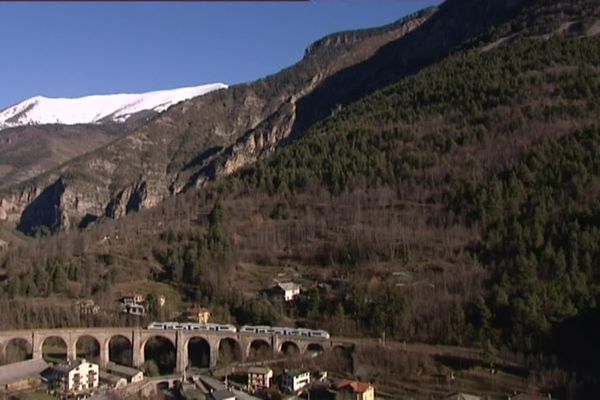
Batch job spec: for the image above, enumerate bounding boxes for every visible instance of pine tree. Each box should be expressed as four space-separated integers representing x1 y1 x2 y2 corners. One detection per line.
34 266 50 296
52 266 68 293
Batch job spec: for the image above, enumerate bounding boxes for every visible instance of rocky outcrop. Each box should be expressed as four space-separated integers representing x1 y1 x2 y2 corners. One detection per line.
17 178 70 235
189 73 322 187
105 179 159 219
190 101 298 188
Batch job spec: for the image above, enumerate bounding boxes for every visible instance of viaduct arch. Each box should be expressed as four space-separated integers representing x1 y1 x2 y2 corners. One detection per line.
0 327 332 373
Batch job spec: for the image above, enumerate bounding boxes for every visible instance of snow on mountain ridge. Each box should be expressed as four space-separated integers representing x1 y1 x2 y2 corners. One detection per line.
0 83 227 130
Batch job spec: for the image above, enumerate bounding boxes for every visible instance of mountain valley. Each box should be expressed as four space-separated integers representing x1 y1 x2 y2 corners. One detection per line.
0 0 599 398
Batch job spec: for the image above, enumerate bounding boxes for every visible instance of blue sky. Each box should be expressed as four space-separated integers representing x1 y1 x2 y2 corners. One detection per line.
0 1 438 110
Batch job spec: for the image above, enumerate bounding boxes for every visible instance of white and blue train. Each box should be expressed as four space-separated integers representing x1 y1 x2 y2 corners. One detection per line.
147 322 237 333
240 325 330 338
147 322 330 338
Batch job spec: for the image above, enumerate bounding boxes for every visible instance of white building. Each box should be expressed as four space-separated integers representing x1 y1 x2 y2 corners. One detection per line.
247 366 273 391
121 294 144 305
273 282 301 302
281 369 310 393
50 359 99 394
122 303 146 316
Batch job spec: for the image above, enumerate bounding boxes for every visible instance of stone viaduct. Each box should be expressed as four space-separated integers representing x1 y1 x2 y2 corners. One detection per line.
0 327 343 372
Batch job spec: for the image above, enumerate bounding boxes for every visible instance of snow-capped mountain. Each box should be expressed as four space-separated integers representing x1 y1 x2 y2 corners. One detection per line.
0 83 227 130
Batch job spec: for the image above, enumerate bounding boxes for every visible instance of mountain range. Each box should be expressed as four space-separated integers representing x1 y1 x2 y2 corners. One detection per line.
0 84 226 191
0 83 227 130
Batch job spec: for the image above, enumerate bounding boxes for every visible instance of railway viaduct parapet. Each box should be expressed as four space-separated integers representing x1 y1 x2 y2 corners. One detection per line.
0 327 336 372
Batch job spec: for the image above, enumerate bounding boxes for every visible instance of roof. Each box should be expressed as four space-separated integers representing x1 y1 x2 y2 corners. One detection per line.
106 362 143 378
445 393 482 400
99 371 126 385
230 389 262 400
211 389 236 400
182 387 206 400
284 369 310 378
247 366 272 375
181 386 206 400
336 380 373 394
511 395 549 400
0 358 49 385
52 359 90 374
277 282 300 291
198 375 227 391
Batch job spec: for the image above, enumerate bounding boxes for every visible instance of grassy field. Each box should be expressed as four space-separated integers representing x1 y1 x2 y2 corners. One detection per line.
22 390 56 400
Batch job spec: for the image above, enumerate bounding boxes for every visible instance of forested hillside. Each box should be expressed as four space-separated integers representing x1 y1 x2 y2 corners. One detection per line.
0 0 599 397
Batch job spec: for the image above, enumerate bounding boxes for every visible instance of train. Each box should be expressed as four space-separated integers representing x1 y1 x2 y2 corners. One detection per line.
147 322 330 338
240 325 330 338
147 322 237 333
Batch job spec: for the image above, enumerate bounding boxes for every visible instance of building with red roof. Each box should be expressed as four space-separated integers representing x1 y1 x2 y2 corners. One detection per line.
336 380 375 400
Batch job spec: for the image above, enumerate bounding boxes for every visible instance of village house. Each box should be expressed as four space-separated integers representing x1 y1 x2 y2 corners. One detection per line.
336 380 375 400
0 358 49 393
105 362 144 383
247 366 273 392
120 293 147 315
99 371 127 389
185 306 211 324
281 369 310 393
122 303 146 316
48 358 99 395
271 282 301 302
121 294 144 305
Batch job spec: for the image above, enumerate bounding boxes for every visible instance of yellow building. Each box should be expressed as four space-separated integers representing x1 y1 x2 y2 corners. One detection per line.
186 307 211 324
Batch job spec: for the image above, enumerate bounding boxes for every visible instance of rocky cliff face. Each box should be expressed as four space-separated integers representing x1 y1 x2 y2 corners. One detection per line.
17 178 70 235
0 0 528 235
0 9 433 235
